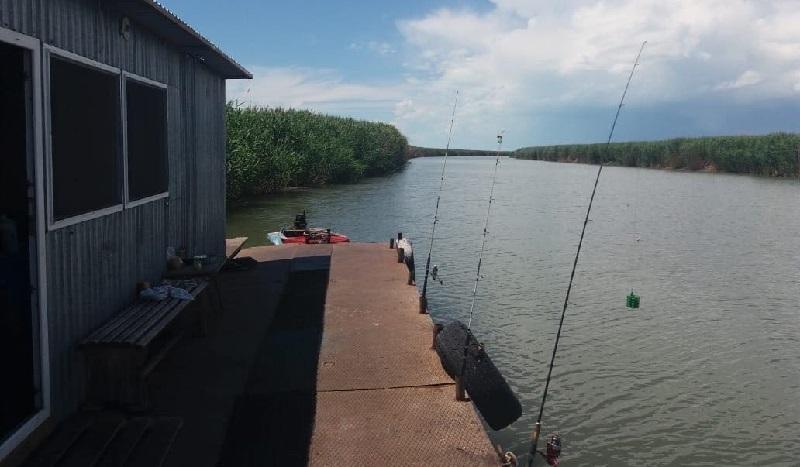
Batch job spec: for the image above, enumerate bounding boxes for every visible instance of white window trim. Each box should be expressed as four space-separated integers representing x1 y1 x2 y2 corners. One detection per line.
44 44 124 230
121 71 169 208
0 27 51 461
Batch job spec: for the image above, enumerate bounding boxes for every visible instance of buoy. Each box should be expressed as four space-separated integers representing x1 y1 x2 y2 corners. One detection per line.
626 291 640 309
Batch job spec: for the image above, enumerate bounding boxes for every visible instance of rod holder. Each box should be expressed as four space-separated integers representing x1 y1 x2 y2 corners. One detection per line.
455 375 467 401
431 323 443 349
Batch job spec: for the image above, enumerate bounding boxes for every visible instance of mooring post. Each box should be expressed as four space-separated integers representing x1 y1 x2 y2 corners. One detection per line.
455 375 467 401
419 293 428 314
431 323 443 350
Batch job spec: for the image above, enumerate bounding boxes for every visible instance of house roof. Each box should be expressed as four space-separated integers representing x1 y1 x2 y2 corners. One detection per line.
114 0 252 79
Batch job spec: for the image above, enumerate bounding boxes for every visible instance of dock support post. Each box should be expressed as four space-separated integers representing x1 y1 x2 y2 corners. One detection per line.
419 294 428 314
431 323 443 349
455 375 467 401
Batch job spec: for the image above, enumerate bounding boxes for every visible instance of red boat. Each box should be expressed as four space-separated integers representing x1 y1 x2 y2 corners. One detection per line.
267 212 350 245
279 228 350 244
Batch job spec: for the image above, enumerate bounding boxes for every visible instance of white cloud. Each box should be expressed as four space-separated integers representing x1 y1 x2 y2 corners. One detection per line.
227 67 403 113
232 1 800 147
388 0 800 146
715 70 762 90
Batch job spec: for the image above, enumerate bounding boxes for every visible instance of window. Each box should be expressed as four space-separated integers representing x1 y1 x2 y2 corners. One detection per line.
125 78 168 202
44 46 170 228
49 55 121 222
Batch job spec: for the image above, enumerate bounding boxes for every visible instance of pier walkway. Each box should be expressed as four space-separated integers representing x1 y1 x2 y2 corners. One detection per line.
22 243 498 466
216 242 497 466
308 243 496 466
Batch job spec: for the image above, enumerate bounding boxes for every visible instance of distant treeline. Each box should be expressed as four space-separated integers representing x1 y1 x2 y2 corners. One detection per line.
226 104 409 200
512 133 800 177
408 146 511 158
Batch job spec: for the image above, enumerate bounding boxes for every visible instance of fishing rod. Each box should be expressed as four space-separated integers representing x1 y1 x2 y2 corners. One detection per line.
467 131 504 329
527 40 647 466
420 91 459 313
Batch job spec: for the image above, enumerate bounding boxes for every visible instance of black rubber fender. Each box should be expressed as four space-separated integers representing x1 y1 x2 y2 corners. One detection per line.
435 320 522 430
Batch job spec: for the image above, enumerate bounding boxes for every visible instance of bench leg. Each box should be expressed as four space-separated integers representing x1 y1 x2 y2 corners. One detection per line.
212 275 225 313
196 288 213 336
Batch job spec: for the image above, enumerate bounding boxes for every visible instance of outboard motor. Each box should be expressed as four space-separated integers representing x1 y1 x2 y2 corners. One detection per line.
294 211 307 230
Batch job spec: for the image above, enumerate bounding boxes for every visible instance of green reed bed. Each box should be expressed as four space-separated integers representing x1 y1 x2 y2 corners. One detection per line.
226 104 409 200
513 133 800 177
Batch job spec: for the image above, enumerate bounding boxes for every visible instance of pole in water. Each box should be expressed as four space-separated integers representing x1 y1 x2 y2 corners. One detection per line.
527 40 646 466
420 90 459 314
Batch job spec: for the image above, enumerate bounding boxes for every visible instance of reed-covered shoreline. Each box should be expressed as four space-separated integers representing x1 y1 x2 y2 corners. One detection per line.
512 133 800 177
407 146 511 158
226 104 409 200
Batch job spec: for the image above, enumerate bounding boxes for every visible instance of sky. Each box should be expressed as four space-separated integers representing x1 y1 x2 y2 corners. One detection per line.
161 0 800 150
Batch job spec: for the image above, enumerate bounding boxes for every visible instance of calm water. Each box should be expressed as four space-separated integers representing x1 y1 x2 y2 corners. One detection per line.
228 157 800 466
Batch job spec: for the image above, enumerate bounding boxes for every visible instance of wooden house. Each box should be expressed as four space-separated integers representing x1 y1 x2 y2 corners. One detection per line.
0 0 250 460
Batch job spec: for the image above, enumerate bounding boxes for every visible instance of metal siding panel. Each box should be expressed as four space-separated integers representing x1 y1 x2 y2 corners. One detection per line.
46 201 166 419
0 0 42 37
3 0 229 425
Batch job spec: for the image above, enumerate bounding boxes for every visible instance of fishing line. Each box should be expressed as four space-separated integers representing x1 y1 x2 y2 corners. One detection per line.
467 132 504 329
421 91 459 310
527 40 647 466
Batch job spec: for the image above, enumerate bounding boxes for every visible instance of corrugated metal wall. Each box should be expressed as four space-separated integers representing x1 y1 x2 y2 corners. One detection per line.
1 0 228 420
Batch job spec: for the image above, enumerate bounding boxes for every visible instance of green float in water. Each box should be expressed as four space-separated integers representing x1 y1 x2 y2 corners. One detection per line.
626 291 640 309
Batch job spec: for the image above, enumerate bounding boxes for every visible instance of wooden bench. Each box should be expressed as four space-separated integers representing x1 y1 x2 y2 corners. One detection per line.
80 280 209 410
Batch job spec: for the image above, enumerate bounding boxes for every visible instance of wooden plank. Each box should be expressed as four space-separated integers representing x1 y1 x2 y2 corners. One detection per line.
84 300 162 344
95 418 152 467
225 237 248 260
57 414 125 467
125 418 183 467
113 281 204 345
23 414 93 467
125 281 207 346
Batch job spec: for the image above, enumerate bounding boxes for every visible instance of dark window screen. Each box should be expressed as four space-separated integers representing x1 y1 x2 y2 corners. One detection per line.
126 80 167 200
50 57 121 221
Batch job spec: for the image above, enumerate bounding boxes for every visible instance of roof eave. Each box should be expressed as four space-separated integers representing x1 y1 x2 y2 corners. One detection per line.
114 0 252 79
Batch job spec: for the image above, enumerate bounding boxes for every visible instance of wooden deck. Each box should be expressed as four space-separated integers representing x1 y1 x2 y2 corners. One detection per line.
310 243 497 465
22 242 498 467
222 242 498 465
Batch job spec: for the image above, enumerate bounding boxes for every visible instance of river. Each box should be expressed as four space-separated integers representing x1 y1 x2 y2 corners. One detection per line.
227 157 800 466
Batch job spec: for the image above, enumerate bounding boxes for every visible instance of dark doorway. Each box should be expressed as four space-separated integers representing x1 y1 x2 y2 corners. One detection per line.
0 40 39 443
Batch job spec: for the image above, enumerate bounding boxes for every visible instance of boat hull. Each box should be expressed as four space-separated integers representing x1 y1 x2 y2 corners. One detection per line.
268 229 350 245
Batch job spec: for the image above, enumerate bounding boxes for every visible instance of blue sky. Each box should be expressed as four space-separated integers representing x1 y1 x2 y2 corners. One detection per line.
162 0 800 150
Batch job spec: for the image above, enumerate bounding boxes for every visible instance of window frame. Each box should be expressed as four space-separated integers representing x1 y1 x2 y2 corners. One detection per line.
43 45 124 229
121 71 169 208
0 26 51 461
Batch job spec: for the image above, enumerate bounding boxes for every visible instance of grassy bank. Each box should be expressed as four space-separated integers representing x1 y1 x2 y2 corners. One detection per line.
408 146 511 158
513 133 800 177
226 104 409 200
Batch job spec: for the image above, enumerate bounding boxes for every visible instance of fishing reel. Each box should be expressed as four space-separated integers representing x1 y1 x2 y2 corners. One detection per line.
431 264 443 285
